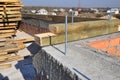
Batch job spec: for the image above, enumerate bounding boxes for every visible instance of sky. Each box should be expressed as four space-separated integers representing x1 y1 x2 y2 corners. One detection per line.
21 0 120 8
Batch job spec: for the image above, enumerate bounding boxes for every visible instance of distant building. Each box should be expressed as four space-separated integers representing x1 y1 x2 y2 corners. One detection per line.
107 8 119 14
74 11 78 16
69 9 73 12
49 12 57 16
52 9 59 12
59 8 65 12
68 8 79 16
77 8 82 14
37 9 48 15
31 10 36 13
91 8 99 13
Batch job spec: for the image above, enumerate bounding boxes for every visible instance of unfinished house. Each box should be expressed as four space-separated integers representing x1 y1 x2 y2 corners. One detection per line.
0 0 120 80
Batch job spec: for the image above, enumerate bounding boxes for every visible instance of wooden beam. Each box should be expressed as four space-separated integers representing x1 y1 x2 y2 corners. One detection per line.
0 45 20 53
4 47 20 52
0 29 15 33
0 51 7 55
16 42 25 49
35 20 120 46
0 7 21 11
0 42 5 47
0 56 24 64
0 11 21 15
0 18 21 22
0 64 12 69
0 38 34 50
0 34 12 39
0 8 3 11
6 11 21 14
0 26 16 29
49 19 120 34
14 38 35 43
6 18 22 21
5 7 22 10
0 54 11 61
0 0 21 2
0 23 17 27
6 14 22 18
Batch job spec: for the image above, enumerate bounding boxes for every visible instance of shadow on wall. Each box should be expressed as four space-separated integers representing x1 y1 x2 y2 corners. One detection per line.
27 42 42 55
0 74 9 80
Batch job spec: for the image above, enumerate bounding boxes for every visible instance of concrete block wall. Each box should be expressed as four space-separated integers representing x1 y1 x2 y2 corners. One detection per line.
18 18 49 36
32 49 81 80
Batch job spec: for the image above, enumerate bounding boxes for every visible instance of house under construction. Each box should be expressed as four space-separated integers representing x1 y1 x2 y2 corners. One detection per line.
0 0 120 80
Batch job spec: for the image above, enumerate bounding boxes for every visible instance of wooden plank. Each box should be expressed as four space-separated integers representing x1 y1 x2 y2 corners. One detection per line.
0 42 25 52
0 42 5 47
0 51 7 55
14 38 35 43
6 11 21 14
0 55 24 64
49 19 120 34
0 64 12 69
35 19 120 46
0 56 7 61
5 47 20 52
0 15 3 18
0 54 11 61
0 14 21 18
0 8 3 11
0 29 15 33
16 42 25 49
0 11 21 15
0 47 19 53
0 32 15 36
6 17 22 21
0 0 21 2
5 7 22 10
7 14 21 18
5 4 23 7
0 12 4 15
0 18 21 22
0 23 17 27
5 38 35 44
0 38 34 48
0 26 16 29
0 34 12 39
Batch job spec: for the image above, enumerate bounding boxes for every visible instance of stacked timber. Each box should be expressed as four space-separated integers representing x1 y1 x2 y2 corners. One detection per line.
35 19 120 46
0 38 35 69
0 0 22 38
0 0 31 69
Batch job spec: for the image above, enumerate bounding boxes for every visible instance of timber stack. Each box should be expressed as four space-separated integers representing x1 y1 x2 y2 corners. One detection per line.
35 19 120 46
0 0 33 69
0 0 22 38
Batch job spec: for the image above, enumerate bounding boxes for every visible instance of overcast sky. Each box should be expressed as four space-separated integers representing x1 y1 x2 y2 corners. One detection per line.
21 0 120 8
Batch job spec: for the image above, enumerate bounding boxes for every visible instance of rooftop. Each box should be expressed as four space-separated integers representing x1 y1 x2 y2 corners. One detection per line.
43 32 120 80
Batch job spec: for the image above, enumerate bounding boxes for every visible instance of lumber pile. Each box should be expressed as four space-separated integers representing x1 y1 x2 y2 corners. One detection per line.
0 0 22 38
0 38 35 69
0 0 33 69
35 19 120 46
